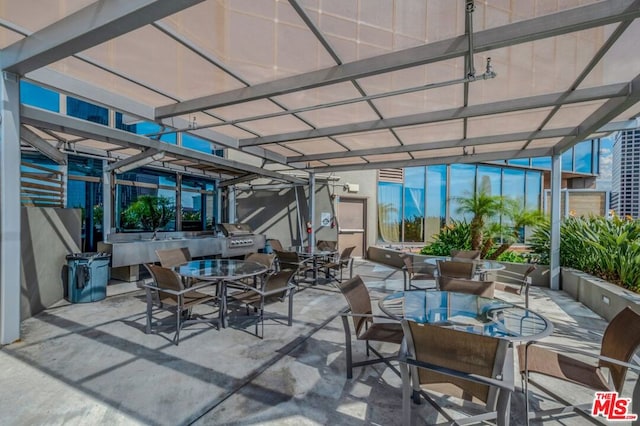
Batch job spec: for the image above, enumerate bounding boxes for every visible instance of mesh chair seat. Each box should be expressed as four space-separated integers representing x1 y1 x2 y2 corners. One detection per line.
438 276 495 298
518 307 640 424
337 275 403 379
158 289 216 308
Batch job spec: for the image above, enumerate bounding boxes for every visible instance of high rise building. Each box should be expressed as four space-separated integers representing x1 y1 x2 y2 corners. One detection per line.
611 129 640 218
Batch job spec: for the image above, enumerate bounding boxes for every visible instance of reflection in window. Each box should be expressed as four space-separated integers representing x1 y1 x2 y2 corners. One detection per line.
562 148 573 171
403 167 425 242
181 177 216 231
378 182 402 243
426 165 446 242
115 168 177 232
449 164 476 222
114 112 177 144
531 156 551 169
574 140 593 174
21 81 59 112
477 165 502 196
502 168 526 233
507 158 530 167
67 97 108 125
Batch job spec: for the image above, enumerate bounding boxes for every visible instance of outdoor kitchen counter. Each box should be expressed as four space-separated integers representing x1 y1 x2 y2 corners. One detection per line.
98 236 224 268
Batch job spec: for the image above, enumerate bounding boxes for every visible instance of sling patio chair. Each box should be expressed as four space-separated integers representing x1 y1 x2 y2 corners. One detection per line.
438 276 495 298
450 249 481 260
142 263 218 345
494 265 536 309
227 269 297 338
323 246 356 283
400 320 514 426
400 254 437 291
518 307 640 425
436 259 477 288
274 250 314 284
317 239 338 251
267 238 284 252
337 275 403 379
155 247 204 288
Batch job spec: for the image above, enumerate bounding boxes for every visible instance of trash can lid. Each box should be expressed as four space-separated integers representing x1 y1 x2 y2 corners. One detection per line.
66 252 111 260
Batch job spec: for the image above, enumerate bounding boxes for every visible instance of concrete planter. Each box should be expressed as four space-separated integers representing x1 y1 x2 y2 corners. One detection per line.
561 267 640 321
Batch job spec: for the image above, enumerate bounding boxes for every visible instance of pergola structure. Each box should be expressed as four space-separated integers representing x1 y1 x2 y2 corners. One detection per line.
1 0 640 343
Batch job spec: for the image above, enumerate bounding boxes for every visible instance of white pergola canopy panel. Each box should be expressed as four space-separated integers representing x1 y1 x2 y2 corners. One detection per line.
0 0 638 175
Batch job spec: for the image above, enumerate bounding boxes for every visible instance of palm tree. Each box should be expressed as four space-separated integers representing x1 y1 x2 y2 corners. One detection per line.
454 190 504 250
487 198 546 260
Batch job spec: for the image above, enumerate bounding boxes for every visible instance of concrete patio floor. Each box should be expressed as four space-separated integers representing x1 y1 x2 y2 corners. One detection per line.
0 260 634 425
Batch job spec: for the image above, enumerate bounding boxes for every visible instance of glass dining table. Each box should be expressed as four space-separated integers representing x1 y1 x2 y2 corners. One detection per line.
379 290 553 342
423 256 505 280
174 259 268 328
290 246 337 284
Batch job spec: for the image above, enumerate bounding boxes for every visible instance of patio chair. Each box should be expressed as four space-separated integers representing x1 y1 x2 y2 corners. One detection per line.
156 247 191 268
323 246 356 283
155 247 203 288
436 259 476 284
274 250 313 284
142 263 218 345
317 240 338 251
450 249 481 260
494 265 536 309
399 320 514 426
337 275 404 379
267 238 284 252
438 276 495 298
227 269 297 338
518 307 640 425
401 254 436 291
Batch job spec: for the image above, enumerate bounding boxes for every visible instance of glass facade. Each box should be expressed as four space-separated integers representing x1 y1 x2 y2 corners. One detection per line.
403 167 425 242
378 182 402 243
20 81 59 112
378 163 546 245
67 97 108 125
425 165 447 241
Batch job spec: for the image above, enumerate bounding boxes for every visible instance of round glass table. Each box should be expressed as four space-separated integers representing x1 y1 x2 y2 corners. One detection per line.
379 290 553 342
423 256 505 273
174 259 268 327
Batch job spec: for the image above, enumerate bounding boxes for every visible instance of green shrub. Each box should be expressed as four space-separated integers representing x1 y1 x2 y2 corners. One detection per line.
420 220 471 256
528 215 640 291
493 249 527 264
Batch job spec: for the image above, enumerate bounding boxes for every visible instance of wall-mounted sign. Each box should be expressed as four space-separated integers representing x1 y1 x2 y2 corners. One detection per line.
321 212 331 227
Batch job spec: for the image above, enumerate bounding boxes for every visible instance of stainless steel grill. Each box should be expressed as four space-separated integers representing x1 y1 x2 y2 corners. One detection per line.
218 223 266 258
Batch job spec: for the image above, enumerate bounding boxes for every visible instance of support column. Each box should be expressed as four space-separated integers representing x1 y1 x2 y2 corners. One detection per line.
102 161 112 241
227 185 236 223
309 172 316 248
549 154 562 291
0 72 21 344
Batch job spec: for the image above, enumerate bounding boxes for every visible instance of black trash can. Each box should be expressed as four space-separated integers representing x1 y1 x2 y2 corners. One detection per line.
66 252 111 303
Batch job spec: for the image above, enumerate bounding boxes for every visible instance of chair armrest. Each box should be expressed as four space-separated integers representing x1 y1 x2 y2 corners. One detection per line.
142 282 213 296
522 341 640 373
340 311 401 322
399 355 514 392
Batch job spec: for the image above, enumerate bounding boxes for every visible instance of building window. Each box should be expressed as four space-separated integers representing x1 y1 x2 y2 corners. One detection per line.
115 168 177 232
426 165 447 242
21 81 59 112
449 164 476 222
67 97 108 125
378 181 402 243
403 167 425 242
574 140 593 174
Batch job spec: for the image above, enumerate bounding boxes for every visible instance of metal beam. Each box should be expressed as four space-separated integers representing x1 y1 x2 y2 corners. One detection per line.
1 0 206 74
1 71 21 344
240 83 629 147
105 149 163 172
218 174 259 188
20 105 306 184
24 69 288 164
549 154 562 291
287 127 577 163
156 0 640 119
306 147 553 174
554 75 640 154
20 125 67 164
